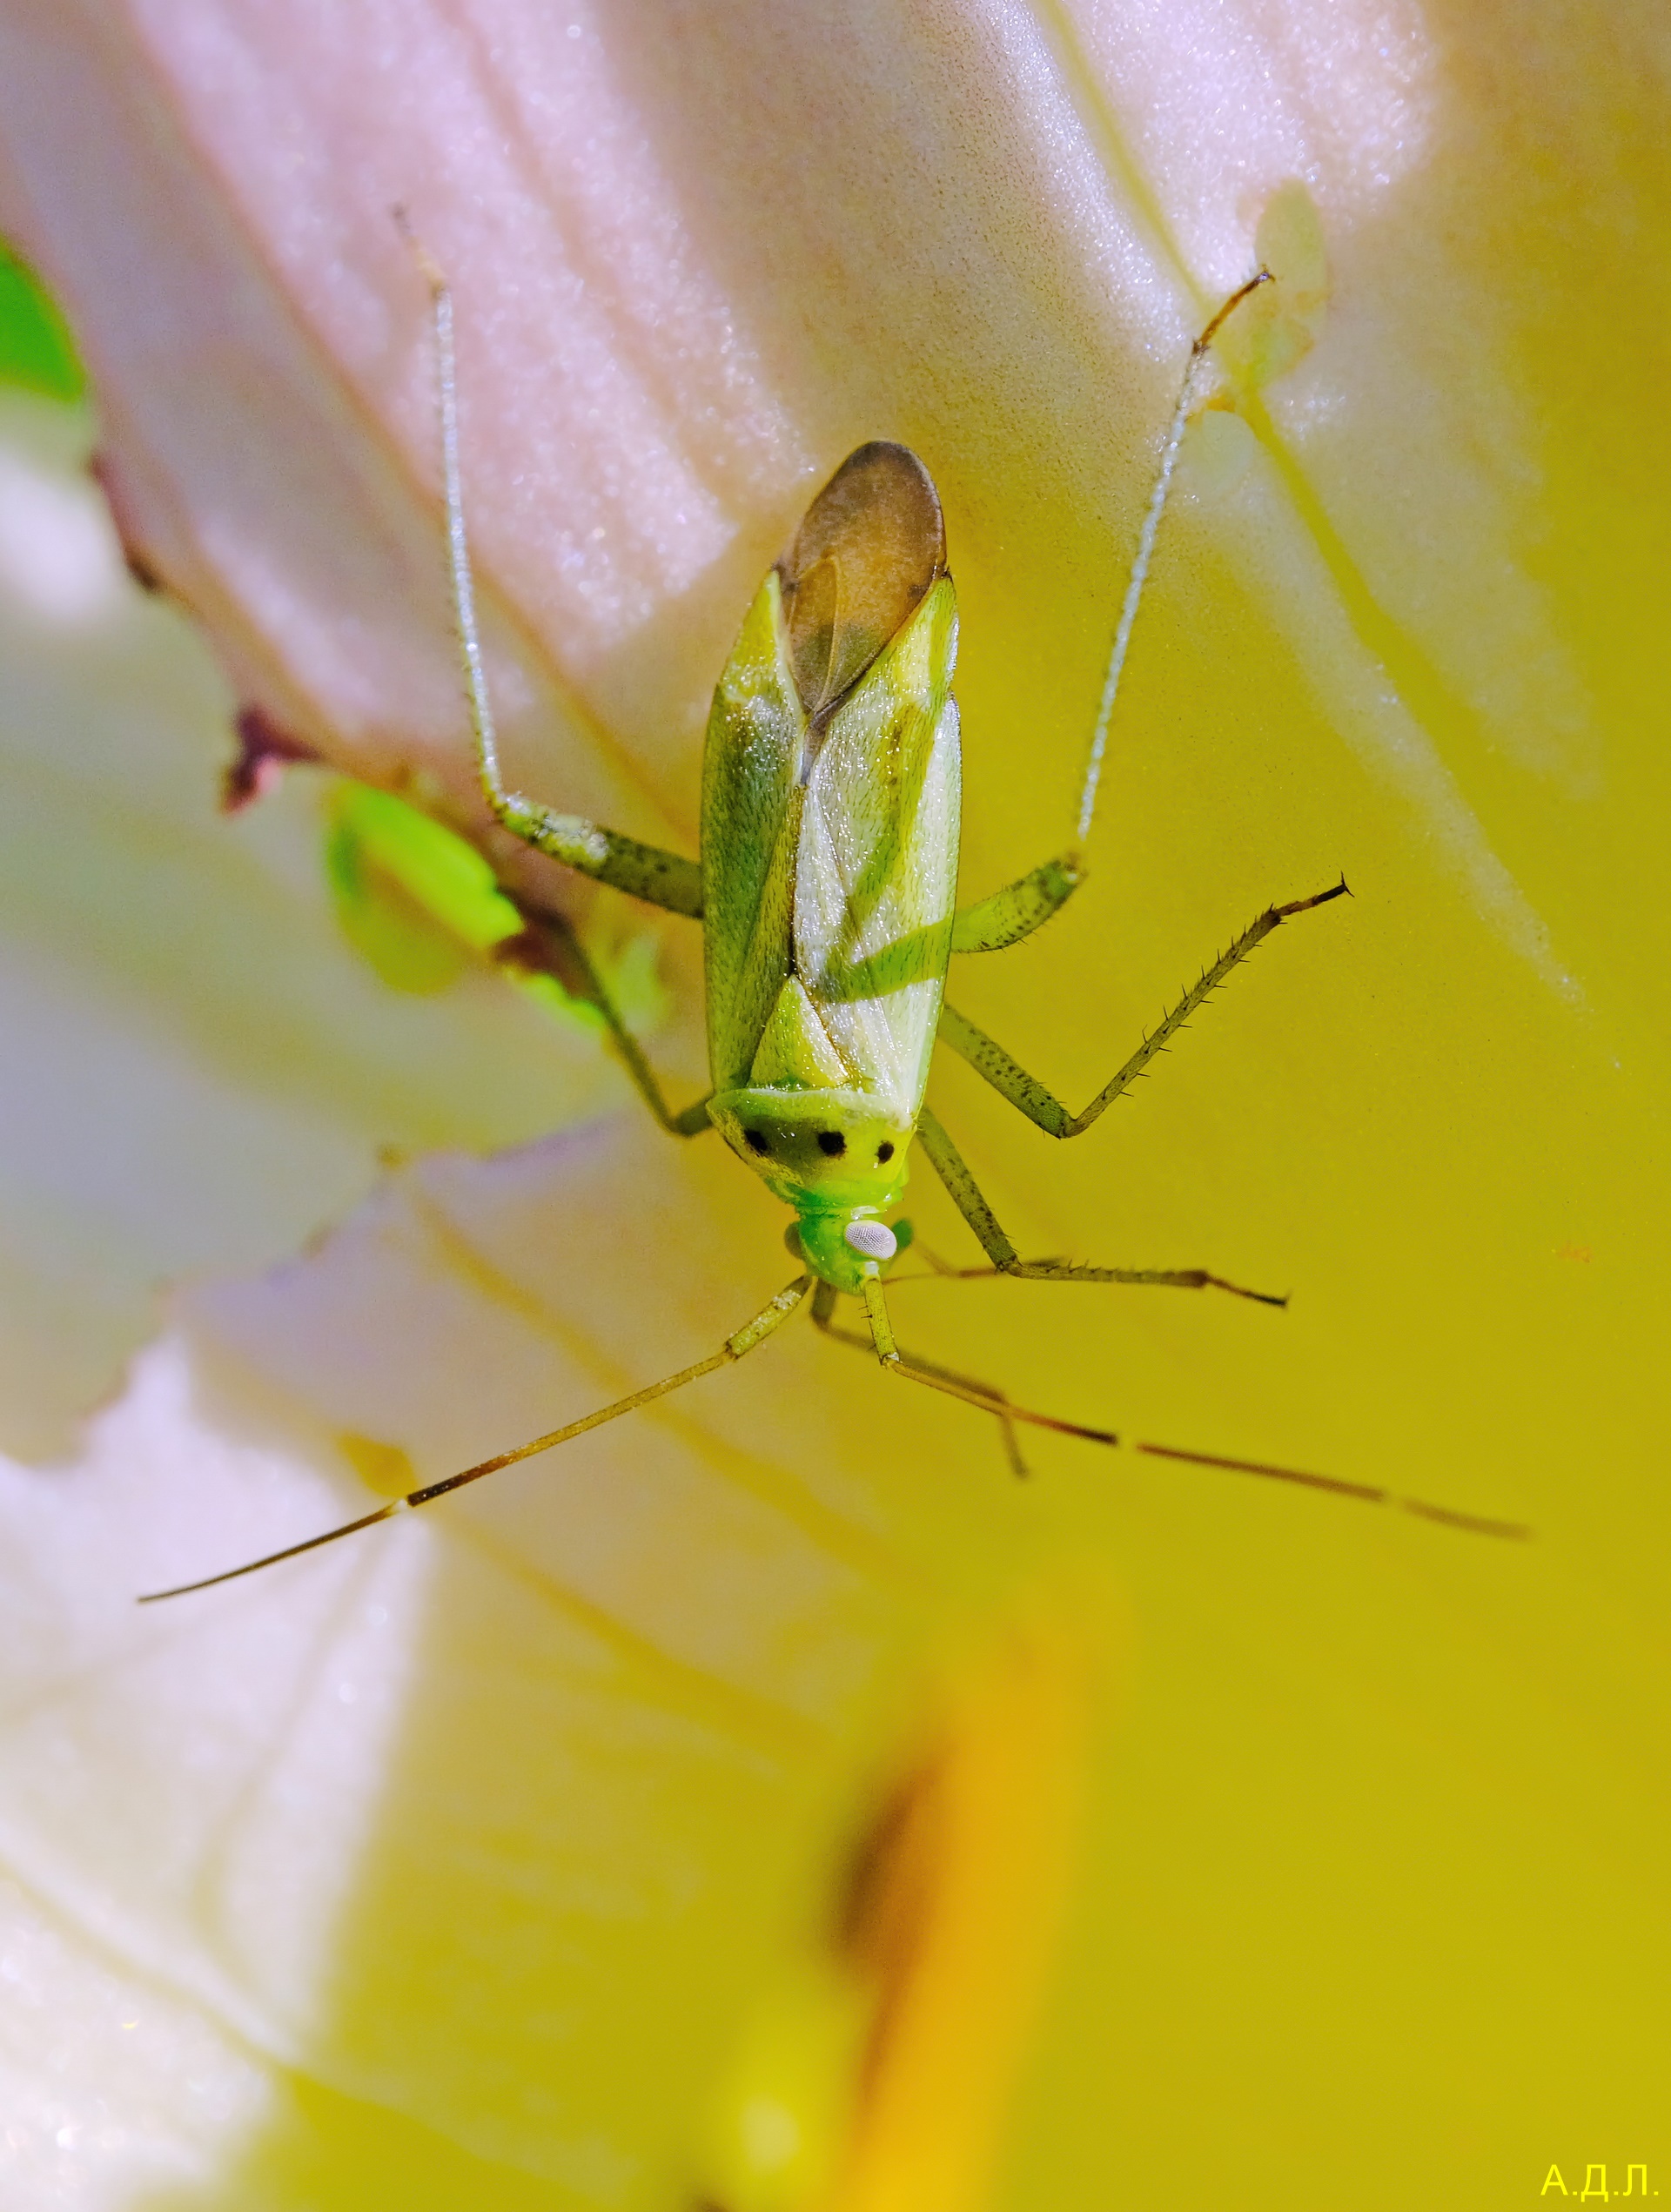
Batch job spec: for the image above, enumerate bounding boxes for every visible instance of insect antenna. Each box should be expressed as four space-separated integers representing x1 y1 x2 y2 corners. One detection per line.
138 1276 812 1603
1133 1439 1531 1539
845 1273 1526 1535
1076 268 1274 845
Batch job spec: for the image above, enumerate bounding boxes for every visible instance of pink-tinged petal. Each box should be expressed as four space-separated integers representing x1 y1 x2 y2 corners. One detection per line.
0 389 641 1456
0 1 1256 860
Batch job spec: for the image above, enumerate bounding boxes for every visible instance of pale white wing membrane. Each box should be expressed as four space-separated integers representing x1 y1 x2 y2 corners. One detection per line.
795 585 960 1122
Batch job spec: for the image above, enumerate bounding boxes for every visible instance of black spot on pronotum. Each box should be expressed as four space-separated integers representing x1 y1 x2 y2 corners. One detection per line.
744 1128 769 1156
876 1140 895 1163
817 1130 846 1157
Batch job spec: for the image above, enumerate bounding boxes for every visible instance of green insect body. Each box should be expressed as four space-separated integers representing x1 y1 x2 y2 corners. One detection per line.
141 266 1528 1604
701 443 957 1297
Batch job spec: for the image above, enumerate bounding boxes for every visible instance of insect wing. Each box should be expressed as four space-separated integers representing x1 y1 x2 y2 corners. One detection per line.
699 573 805 1093
778 440 946 720
701 443 951 1101
795 576 961 1122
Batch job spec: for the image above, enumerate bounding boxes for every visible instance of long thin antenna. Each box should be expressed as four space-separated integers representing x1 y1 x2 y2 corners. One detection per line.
1075 269 1273 846
1135 1441 1531 1540
138 1275 811 1603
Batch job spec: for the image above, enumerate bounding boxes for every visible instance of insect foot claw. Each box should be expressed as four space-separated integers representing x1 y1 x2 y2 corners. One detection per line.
1202 1274 1290 1308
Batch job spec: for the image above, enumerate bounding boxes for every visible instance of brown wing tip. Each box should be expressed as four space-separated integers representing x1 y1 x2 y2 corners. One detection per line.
785 443 945 573
777 443 947 717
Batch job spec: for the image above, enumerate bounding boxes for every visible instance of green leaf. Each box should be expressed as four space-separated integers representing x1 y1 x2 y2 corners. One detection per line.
0 240 85 401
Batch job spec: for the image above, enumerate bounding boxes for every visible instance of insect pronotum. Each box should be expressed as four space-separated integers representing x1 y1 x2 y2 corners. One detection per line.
141 259 1527 1603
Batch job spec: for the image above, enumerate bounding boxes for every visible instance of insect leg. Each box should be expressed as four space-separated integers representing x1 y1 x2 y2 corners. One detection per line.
138 1274 812 1602
1076 271 1274 848
856 1276 1117 1459
950 851 1085 954
914 1106 1283 1305
407 221 704 920
939 880 1346 1148
500 899 712 1137
811 1281 1029 1476
953 281 1276 956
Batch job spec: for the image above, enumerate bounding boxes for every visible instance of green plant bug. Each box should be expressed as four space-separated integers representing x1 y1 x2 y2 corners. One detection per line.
141 263 1527 1605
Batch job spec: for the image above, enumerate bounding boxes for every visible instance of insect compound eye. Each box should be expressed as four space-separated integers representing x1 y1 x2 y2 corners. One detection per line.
876 1140 895 1164
816 1130 847 1157
744 1128 770 1156
843 1219 898 1262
